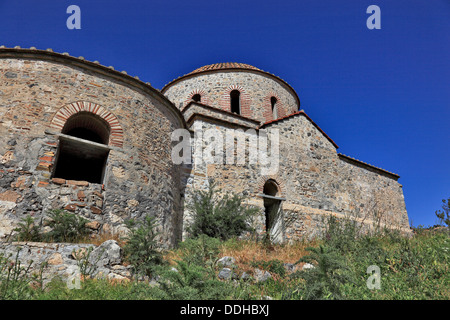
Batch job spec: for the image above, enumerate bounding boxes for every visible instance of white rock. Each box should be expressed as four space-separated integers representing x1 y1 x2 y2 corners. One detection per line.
217 256 236 267
254 268 271 282
302 263 315 270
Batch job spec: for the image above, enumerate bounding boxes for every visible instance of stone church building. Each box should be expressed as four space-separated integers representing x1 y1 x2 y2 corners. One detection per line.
0 47 410 247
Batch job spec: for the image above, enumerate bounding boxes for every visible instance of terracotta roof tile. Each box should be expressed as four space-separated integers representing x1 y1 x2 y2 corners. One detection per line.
187 62 262 75
161 63 301 107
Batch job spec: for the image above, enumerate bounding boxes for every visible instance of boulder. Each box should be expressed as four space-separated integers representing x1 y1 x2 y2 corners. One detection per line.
254 268 272 282
217 256 236 267
218 267 233 280
240 271 251 281
284 263 296 273
88 240 121 267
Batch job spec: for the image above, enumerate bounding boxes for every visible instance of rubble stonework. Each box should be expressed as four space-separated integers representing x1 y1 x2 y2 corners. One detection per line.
0 47 410 249
0 240 131 286
165 63 410 241
0 48 186 247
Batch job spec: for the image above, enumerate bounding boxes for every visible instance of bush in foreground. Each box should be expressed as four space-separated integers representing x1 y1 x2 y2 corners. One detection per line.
186 180 259 241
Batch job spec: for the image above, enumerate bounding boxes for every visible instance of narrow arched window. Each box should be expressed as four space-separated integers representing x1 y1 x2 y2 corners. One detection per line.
192 94 201 102
230 90 241 115
53 112 111 184
271 97 278 120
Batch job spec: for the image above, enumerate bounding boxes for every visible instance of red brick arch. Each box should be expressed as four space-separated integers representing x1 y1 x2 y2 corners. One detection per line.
263 92 285 122
183 88 209 109
256 174 285 197
49 101 124 148
219 85 251 117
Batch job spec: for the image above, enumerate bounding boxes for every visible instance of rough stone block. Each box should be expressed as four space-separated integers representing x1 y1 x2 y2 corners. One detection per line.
0 190 21 202
90 206 102 215
52 178 66 185
86 221 100 230
64 204 77 212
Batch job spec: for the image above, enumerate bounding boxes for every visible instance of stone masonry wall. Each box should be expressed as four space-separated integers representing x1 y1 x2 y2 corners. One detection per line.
0 240 130 287
0 51 186 248
0 48 410 249
268 114 409 239
182 113 410 241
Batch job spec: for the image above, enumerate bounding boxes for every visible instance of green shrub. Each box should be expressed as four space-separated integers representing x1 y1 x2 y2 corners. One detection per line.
152 260 232 300
177 234 221 267
44 209 90 242
149 234 232 300
13 216 43 242
13 210 90 243
0 249 45 300
122 216 165 278
323 215 361 253
186 179 259 241
293 245 352 300
435 198 450 228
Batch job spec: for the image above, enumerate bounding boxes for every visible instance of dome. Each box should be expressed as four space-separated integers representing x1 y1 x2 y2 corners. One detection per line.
187 62 263 75
162 61 301 123
162 62 298 101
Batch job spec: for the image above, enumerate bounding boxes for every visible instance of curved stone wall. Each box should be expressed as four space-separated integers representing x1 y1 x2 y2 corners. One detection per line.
162 70 300 123
0 49 186 247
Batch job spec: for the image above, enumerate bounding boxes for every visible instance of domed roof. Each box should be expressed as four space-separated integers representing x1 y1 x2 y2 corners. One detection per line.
161 62 300 107
187 62 262 75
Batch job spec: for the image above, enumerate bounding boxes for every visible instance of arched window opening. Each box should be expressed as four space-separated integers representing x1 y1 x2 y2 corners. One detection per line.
53 112 111 184
262 179 283 243
230 90 241 115
263 179 279 197
270 97 278 120
61 112 110 144
192 94 201 102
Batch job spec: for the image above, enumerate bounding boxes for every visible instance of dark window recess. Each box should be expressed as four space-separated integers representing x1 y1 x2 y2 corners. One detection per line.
263 179 279 197
263 180 281 234
271 97 278 120
53 112 111 184
53 140 109 183
192 94 201 102
230 90 240 114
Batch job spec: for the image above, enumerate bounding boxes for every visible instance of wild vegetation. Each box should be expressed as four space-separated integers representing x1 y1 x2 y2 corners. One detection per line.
1 192 449 300
186 180 259 241
13 209 90 243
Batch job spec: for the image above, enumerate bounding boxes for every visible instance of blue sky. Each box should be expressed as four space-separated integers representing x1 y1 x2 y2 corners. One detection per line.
1 0 448 227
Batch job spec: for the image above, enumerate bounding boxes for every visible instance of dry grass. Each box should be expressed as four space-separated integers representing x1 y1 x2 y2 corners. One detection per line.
78 232 126 247
81 233 319 274
163 238 318 270
219 239 318 272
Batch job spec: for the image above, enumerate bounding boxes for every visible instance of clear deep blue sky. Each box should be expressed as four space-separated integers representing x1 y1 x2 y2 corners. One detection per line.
1 0 448 227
